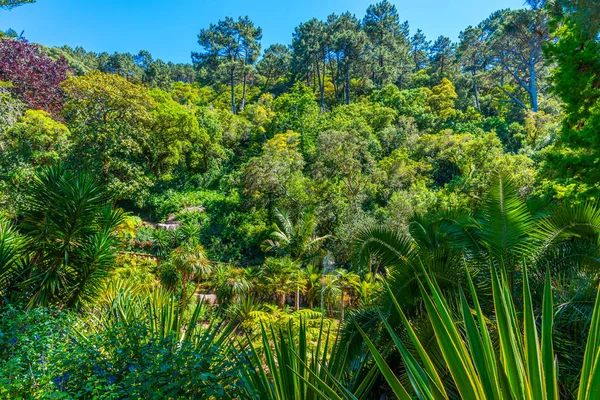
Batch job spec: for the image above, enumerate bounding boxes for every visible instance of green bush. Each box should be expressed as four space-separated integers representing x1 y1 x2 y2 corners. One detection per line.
49 322 243 398
0 305 244 398
0 306 73 398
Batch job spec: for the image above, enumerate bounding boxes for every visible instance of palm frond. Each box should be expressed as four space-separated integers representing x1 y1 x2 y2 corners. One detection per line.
353 225 415 273
477 173 535 266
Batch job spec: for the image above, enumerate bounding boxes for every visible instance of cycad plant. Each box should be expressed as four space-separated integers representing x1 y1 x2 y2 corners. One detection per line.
359 264 600 399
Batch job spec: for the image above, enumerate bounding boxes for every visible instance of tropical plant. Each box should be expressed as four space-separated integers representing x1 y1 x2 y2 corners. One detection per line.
83 288 211 343
259 256 305 310
62 290 240 398
13 164 126 308
262 208 331 310
159 240 212 311
332 268 360 321
235 319 378 400
304 264 323 309
210 264 254 304
350 175 600 390
358 263 600 400
0 305 73 398
0 218 23 300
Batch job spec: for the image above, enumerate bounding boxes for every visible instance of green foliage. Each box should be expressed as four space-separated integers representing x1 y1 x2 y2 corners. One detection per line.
51 323 240 398
149 88 210 176
2 3 600 398
0 295 242 398
193 16 263 114
236 319 375 400
62 70 156 203
244 131 305 206
270 82 320 149
425 78 458 121
0 218 22 298
3 109 70 166
10 164 126 308
0 306 73 398
542 0 600 200
360 264 600 400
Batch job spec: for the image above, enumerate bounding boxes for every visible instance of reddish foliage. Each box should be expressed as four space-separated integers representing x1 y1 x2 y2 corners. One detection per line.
0 38 73 118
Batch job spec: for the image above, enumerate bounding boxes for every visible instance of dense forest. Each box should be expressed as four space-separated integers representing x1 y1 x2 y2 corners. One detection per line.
1 0 600 398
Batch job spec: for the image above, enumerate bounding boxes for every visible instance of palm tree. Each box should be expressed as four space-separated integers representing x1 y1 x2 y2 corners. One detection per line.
262 208 331 310
303 264 322 309
16 164 126 308
210 264 254 305
332 268 360 321
259 257 304 310
319 273 341 318
160 240 212 312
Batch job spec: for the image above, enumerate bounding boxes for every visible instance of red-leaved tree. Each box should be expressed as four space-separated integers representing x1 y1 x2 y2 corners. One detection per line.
0 38 72 117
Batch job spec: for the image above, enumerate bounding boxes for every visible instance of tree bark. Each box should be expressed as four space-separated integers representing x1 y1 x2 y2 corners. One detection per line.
278 292 286 310
340 290 345 321
330 57 338 103
473 71 481 111
344 60 350 105
316 55 325 112
230 69 236 114
240 71 247 112
180 277 187 314
529 61 538 112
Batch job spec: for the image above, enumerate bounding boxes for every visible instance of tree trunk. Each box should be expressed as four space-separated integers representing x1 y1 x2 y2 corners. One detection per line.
295 288 300 311
529 62 538 112
330 58 338 103
316 55 325 112
340 290 345 321
344 61 350 105
230 69 236 114
473 71 481 111
378 53 384 89
180 277 187 313
240 72 247 112
278 292 286 310
263 70 272 91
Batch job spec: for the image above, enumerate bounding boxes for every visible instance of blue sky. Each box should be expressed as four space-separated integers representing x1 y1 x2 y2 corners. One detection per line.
2 0 526 64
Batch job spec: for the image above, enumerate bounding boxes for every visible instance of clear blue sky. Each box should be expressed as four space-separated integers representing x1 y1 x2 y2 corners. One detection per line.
2 0 526 64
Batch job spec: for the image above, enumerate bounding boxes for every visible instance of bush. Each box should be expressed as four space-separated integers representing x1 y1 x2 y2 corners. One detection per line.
0 306 73 398
0 305 244 398
49 322 243 398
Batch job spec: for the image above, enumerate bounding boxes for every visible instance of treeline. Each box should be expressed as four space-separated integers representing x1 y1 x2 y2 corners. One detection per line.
192 2 549 115
27 1 551 117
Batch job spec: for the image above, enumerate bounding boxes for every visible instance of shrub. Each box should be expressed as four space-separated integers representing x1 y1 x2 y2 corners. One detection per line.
0 306 73 398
